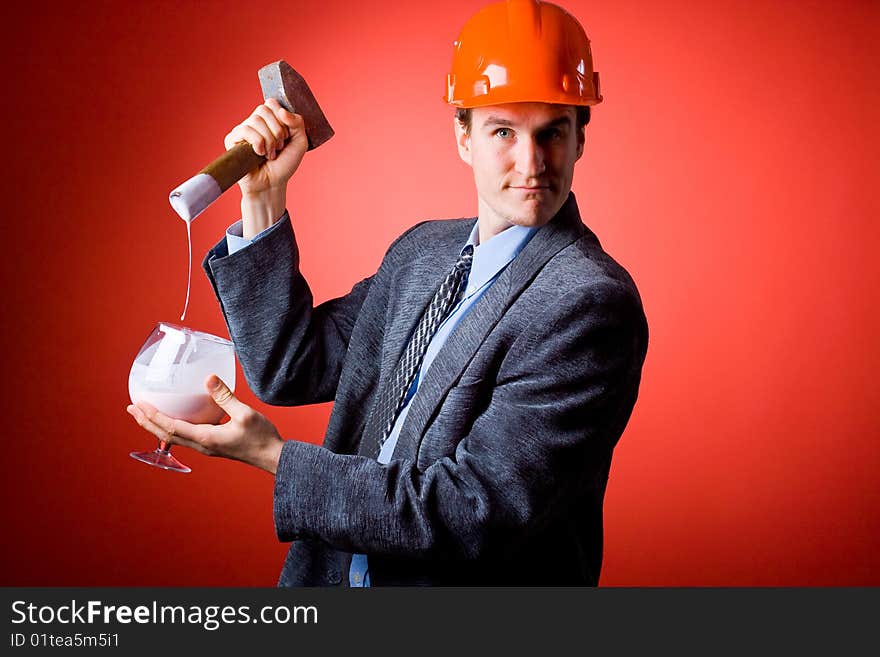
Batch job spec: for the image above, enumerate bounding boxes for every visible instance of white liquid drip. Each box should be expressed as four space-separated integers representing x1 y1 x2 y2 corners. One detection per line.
180 219 192 321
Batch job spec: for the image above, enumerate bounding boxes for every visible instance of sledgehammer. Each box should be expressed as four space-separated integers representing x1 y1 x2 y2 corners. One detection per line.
168 60 334 222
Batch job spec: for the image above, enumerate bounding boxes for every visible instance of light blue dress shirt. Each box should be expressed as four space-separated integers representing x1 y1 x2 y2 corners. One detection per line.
225 214 538 587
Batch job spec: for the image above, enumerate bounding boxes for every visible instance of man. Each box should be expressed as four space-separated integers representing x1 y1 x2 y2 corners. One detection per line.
128 0 648 586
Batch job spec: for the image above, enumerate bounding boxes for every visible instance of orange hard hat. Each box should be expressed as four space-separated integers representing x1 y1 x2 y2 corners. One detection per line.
445 0 602 108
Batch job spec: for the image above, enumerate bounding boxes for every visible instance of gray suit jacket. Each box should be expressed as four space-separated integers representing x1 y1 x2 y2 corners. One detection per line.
203 193 648 586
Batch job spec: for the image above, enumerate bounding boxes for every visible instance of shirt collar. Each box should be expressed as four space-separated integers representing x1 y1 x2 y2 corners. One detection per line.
461 220 538 296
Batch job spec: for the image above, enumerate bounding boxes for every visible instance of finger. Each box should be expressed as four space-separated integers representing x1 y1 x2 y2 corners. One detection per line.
253 104 288 151
205 375 249 419
128 404 211 455
227 126 267 157
137 402 213 442
264 98 301 130
276 107 303 135
128 403 175 444
243 114 278 159
241 118 276 158
224 124 253 151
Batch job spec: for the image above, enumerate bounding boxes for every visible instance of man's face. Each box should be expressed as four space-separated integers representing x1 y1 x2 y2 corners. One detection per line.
455 102 585 240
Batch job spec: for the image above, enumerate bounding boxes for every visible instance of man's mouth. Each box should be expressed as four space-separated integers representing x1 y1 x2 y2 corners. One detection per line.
509 185 551 194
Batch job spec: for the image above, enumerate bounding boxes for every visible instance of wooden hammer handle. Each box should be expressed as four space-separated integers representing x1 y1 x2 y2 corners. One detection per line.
201 141 265 193
168 142 267 222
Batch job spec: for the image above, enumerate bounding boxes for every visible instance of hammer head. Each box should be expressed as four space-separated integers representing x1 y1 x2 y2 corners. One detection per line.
258 60 334 150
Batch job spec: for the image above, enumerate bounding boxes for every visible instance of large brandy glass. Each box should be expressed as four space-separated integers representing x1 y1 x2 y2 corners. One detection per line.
128 322 236 473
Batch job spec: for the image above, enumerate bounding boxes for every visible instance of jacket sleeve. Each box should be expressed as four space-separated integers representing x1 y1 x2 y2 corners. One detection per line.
203 213 373 406
272 279 649 559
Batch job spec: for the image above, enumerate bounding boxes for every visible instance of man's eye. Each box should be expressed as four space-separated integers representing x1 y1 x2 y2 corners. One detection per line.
495 128 512 138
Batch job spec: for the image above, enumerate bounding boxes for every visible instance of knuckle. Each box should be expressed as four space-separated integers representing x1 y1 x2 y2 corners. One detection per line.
244 131 264 151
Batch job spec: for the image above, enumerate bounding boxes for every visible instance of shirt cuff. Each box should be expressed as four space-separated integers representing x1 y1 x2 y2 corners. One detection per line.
224 213 290 255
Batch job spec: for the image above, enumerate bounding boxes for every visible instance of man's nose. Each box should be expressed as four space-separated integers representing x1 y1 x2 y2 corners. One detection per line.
514 137 546 178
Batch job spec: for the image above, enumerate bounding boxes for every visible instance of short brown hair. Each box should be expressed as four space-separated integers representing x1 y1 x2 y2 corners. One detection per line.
455 106 591 135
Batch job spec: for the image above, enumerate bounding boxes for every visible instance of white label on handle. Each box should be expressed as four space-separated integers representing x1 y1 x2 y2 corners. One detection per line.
169 173 222 222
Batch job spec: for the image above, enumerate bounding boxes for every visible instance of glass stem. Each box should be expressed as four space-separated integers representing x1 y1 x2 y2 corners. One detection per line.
158 440 171 453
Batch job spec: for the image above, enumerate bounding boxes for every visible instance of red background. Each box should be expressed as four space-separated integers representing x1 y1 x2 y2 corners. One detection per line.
1 0 877 586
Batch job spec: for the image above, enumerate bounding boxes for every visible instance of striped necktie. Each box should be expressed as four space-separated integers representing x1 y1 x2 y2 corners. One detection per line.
373 245 475 454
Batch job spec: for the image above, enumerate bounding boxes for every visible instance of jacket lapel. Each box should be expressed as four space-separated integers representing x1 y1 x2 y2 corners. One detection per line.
389 193 588 462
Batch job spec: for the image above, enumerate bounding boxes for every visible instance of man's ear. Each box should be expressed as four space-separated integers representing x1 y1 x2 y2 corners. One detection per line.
575 125 585 161
454 117 472 166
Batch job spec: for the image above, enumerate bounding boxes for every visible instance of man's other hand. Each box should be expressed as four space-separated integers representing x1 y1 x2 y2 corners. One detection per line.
126 375 285 475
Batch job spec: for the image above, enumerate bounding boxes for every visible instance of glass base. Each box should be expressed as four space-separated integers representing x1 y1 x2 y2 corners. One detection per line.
129 448 191 473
